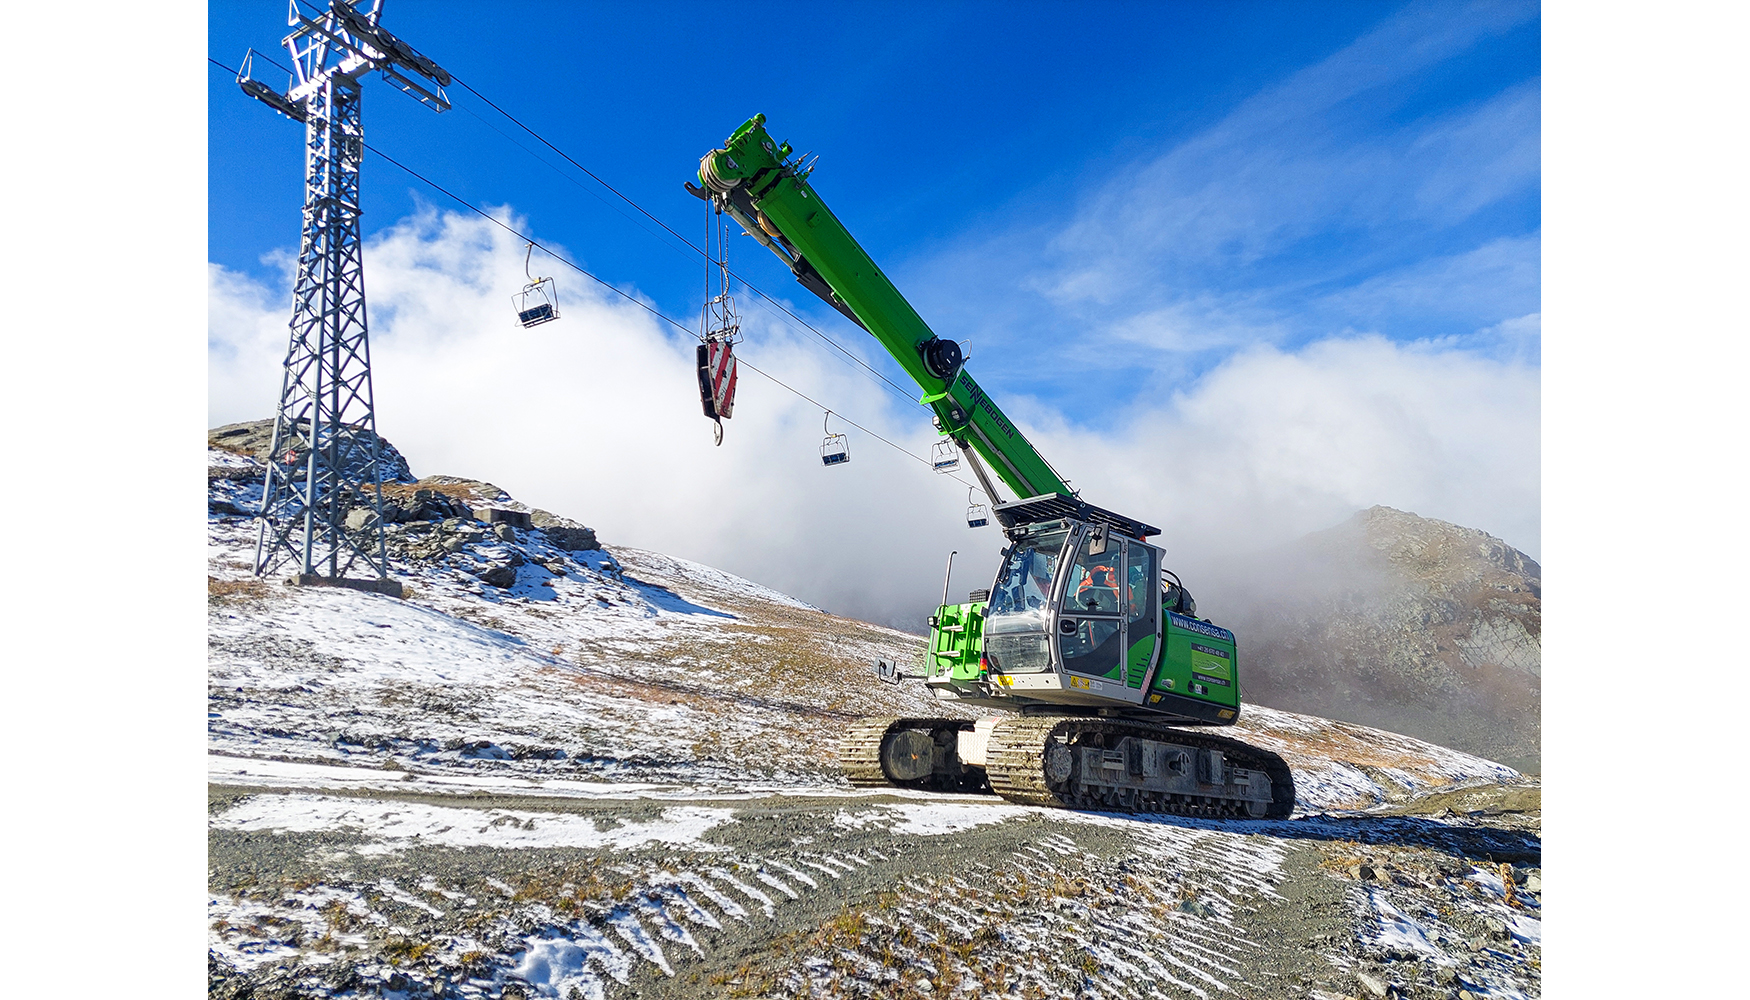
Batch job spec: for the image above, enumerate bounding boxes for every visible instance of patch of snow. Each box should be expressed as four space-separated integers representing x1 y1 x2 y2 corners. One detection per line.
768 861 818 889
1363 888 1450 964
1294 761 1390 811
511 925 632 1000
1468 867 1508 899
794 859 842 880
637 895 706 956
612 547 818 611
207 755 688 799
606 911 672 976
837 802 1026 836
208 447 262 468
754 870 799 899
672 873 747 921
705 868 774 917
1233 704 1523 813
208 889 381 971
376 878 445 917
212 793 734 852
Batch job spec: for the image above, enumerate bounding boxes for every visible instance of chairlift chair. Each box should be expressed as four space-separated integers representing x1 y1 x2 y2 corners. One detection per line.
966 487 990 528
513 243 560 328
820 411 851 467
931 439 960 472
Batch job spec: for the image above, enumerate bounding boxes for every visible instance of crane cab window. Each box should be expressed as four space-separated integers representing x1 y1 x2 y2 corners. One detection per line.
983 527 1069 675
1126 543 1157 628
1066 534 1122 615
986 529 1068 625
1124 542 1159 686
1060 529 1125 678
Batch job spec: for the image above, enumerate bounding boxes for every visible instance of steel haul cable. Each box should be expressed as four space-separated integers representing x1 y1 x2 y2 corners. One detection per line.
209 55 985 496
219 52 924 414
444 76 923 409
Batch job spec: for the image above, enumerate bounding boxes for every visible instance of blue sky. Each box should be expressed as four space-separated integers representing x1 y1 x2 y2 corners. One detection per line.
208 1 1541 624
209 1 1540 430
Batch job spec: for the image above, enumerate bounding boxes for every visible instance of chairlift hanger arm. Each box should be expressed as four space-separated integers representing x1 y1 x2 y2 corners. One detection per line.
695 115 1071 504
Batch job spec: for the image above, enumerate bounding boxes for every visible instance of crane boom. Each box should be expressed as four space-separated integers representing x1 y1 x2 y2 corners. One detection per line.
689 115 1294 819
695 114 1069 504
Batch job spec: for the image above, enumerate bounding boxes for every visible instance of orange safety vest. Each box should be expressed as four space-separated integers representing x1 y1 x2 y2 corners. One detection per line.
1077 565 1119 603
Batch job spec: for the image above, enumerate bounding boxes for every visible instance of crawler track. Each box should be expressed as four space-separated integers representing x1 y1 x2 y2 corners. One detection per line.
844 715 1295 818
840 717 905 788
986 716 1295 819
839 716 981 792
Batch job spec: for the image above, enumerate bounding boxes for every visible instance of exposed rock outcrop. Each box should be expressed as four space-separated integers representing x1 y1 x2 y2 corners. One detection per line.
208 418 416 484
1211 506 1541 773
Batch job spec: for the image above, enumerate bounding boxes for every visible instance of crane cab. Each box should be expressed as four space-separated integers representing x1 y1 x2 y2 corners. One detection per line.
923 504 1241 727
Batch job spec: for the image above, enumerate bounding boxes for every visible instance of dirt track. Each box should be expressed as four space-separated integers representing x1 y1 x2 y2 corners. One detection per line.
209 781 1540 1000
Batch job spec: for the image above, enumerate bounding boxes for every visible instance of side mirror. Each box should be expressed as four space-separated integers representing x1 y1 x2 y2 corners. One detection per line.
1088 523 1108 556
874 659 901 685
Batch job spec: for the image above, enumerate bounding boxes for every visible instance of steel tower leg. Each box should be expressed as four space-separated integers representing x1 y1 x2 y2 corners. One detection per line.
253 74 391 583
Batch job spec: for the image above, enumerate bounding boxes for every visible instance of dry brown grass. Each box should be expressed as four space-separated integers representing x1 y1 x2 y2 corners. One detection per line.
208 576 268 603
377 479 506 510
209 441 256 459
380 935 433 964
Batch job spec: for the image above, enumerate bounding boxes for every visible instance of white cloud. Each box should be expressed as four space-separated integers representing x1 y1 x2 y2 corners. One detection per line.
1020 335 1542 569
1040 3 1539 305
209 207 984 629
210 209 1540 630
899 0 1540 384
1320 233 1542 327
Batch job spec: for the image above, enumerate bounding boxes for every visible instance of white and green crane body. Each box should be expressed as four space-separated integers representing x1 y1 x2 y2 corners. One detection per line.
696 116 1294 817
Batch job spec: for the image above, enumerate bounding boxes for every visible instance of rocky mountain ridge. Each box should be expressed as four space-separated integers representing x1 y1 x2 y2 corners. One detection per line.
1215 506 1541 773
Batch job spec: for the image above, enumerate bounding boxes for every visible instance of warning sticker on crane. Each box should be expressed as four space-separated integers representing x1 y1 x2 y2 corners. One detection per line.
697 339 738 420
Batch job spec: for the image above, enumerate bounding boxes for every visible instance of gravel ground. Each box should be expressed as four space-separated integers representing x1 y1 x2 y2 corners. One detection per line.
208 782 1540 1000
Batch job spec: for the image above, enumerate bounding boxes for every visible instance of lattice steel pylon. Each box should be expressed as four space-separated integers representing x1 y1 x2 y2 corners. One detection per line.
236 1 451 586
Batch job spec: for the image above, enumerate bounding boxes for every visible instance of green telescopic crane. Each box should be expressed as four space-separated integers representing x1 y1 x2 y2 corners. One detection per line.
692 115 1294 819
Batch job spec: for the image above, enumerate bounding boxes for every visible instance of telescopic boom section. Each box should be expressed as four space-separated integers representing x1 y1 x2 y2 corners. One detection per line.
696 115 1070 503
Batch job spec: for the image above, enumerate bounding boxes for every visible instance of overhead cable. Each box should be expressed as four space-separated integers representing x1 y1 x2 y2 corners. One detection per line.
210 55 980 494
445 74 923 408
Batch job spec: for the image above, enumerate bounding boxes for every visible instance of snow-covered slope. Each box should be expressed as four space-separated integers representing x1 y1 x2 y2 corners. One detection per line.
209 448 1515 813
207 445 1541 1000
